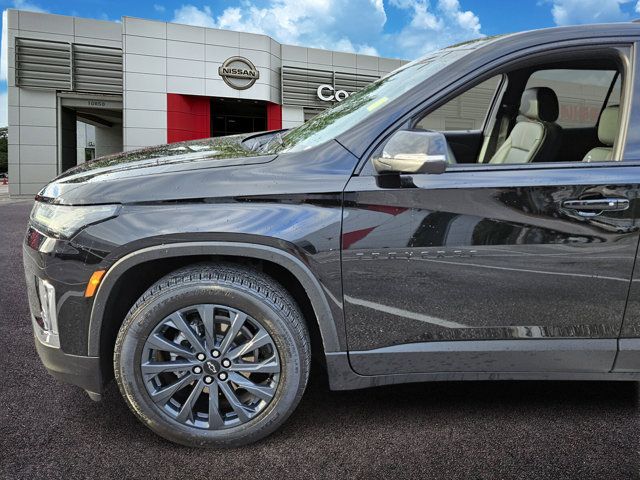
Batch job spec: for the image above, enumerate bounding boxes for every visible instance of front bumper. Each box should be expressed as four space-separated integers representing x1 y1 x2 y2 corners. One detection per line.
33 317 103 394
24 226 106 395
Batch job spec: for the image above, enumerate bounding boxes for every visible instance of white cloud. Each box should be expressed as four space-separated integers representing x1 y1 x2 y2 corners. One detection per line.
173 5 216 27
153 4 166 13
171 0 483 59
390 0 482 58
549 0 631 25
11 0 47 13
173 0 384 55
636 0 640 12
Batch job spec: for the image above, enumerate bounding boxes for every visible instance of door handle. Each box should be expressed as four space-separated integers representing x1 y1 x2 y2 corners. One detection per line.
561 198 630 217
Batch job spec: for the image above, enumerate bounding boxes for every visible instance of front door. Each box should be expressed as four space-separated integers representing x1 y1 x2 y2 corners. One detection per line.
341 52 639 376
211 98 267 137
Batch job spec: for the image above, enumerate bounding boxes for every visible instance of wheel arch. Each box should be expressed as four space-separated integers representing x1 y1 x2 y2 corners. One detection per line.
88 242 342 364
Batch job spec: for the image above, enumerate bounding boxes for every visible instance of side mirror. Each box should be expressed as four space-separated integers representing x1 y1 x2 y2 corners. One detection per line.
372 130 449 175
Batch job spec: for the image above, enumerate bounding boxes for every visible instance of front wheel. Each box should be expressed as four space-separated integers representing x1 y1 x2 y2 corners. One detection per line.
113 263 311 448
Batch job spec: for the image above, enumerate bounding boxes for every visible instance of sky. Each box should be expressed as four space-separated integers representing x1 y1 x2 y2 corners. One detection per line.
1 0 640 127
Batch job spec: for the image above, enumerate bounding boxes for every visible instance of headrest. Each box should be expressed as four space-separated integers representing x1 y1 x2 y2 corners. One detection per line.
598 105 619 146
519 87 559 122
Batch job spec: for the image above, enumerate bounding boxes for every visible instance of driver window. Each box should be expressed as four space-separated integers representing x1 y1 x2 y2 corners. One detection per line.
411 62 623 166
416 76 502 132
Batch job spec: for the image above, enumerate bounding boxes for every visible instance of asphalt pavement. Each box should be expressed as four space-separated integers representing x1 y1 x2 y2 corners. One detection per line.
1 200 639 479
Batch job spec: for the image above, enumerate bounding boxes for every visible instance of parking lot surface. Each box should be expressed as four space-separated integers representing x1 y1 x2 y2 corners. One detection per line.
1 200 639 479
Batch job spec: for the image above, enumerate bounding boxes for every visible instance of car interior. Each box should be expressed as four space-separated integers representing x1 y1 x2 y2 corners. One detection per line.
414 54 624 166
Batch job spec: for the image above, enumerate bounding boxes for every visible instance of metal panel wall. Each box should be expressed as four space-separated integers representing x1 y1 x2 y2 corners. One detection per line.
334 71 379 94
15 38 122 94
281 66 379 109
73 44 122 93
281 66 333 108
15 38 71 89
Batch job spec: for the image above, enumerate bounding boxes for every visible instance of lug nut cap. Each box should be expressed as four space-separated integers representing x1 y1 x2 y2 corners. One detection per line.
222 359 231 368
218 372 228 381
204 376 213 384
211 350 221 358
193 366 202 374
196 353 206 361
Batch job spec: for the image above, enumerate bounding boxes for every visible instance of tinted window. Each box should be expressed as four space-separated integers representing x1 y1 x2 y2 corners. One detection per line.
265 37 505 154
525 69 618 128
416 76 502 131
606 75 622 107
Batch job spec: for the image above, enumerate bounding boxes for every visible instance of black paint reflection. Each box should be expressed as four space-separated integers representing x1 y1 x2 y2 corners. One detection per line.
342 171 640 365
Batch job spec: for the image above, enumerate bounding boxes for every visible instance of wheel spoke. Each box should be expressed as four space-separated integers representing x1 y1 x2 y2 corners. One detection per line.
141 360 195 375
228 372 276 402
197 305 216 351
228 355 280 374
167 311 204 353
219 381 255 422
218 311 247 355
176 378 206 423
141 303 280 430
149 372 194 405
207 382 225 429
227 329 271 360
146 333 195 359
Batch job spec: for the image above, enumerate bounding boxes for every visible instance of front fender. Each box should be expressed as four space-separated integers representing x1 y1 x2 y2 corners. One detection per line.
87 241 344 356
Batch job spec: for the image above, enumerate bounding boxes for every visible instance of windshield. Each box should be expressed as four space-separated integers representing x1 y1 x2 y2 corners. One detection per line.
266 39 494 154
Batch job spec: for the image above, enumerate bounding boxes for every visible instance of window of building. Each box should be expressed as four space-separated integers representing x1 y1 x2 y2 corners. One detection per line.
416 76 502 132
84 148 95 162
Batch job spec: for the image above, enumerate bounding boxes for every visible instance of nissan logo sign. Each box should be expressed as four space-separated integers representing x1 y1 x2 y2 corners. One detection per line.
317 84 353 102
218 57 260 90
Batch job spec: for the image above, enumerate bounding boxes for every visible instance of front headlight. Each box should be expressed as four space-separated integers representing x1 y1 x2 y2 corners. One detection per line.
30 202 120 239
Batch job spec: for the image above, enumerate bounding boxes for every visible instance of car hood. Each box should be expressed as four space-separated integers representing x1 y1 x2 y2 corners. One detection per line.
37 137 359 206
40 134 276 202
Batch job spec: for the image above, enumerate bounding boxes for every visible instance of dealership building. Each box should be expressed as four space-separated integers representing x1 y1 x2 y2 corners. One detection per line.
5 10 616 197
3 9 408 196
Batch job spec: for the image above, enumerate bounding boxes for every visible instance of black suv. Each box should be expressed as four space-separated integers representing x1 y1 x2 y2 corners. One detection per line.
24 24 640 447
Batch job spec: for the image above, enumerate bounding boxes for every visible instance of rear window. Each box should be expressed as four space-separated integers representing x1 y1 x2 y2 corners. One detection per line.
525 69 619 128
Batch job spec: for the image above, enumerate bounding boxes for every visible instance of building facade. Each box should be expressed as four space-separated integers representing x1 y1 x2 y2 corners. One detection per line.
4 10 407 196
5 10 618 197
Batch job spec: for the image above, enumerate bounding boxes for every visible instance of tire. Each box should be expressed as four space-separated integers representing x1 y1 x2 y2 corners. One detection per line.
113 262 311 448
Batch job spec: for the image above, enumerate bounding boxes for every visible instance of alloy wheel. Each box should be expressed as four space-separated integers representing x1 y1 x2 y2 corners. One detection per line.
140 304 281 429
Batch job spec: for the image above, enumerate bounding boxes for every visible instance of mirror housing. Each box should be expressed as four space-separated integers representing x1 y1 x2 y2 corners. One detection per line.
372 130 449 175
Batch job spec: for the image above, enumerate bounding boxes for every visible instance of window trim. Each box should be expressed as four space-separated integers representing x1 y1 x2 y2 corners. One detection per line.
356 42 634 177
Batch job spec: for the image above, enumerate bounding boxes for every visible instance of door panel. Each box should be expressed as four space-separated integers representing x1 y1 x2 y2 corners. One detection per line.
341 166 640 375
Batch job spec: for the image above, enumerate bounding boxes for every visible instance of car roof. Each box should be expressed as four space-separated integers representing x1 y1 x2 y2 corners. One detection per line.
486 22 640 49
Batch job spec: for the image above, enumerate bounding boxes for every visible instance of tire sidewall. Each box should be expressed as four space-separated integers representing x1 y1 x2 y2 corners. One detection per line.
115 280 306 448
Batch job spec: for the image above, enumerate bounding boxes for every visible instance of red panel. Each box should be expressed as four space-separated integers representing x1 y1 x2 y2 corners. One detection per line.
167 93 211 143
266 102 282 131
